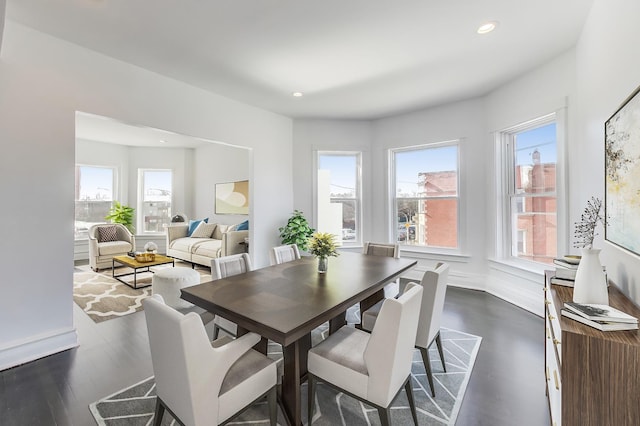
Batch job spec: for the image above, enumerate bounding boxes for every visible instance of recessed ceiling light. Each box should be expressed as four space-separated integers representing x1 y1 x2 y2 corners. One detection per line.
292 92 303 97
477 21 498 34
159 139 167 144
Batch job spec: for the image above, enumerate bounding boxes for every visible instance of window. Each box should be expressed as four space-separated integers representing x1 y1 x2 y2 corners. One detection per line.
392 142 459 248
501 116 557 264
139 169 173 233
317 152 361 245
75 165 116 239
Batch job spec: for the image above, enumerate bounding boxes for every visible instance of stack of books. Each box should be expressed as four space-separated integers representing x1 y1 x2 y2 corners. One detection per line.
561 302 639 331
551 257 580 287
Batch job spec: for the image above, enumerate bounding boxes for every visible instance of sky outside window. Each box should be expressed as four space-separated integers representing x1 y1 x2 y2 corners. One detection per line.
319 155 356 197
78 166 113 200
515 123 556 166
396 145 457 195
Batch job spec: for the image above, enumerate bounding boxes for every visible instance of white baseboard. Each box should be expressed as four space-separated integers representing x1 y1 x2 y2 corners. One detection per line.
401 263 543 317
0 328 79 371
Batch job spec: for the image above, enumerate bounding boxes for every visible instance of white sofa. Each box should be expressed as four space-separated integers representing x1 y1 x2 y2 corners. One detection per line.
166 223 248 267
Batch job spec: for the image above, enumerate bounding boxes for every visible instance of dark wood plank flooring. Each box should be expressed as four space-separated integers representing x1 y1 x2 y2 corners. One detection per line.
0 282 549 426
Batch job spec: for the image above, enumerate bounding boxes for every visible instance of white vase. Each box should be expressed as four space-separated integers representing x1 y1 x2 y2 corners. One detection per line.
572 248 608 304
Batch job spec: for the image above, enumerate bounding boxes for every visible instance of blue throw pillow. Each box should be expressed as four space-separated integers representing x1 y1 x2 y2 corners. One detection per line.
188 218 208 236
236 220 249 231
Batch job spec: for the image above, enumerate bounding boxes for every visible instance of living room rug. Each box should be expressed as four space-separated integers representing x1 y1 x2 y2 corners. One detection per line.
89 326 481 425
73 264 211 323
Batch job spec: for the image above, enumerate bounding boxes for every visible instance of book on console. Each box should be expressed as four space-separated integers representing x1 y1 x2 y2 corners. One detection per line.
550 276 574 287
564 302 638 324
561 309 639 331
554 267 576 280
553 258 580 270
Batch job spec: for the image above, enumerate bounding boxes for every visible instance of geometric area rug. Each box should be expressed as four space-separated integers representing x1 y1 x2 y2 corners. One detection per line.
89 325 481 425
73 265 210 323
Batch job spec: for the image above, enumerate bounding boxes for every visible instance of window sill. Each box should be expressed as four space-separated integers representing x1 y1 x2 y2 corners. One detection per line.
399 246 471 263
488 258 548 278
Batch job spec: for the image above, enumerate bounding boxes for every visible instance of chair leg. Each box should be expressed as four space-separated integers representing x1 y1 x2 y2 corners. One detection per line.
419 347 436 397
377 406 391 426
435 332 446 372
405 377 419 426
153 398 165 426
267 386 277 426
308 373 316 425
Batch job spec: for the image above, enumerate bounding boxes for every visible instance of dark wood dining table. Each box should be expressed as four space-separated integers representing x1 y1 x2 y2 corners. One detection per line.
180 251 417 426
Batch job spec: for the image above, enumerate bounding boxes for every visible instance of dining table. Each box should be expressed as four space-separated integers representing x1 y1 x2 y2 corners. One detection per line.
180 251 417 426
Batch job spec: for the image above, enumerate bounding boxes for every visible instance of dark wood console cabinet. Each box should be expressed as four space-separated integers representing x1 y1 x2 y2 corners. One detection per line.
544 271 640 425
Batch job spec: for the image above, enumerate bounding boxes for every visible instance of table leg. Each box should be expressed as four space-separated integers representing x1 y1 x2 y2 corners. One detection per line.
357 288 386 329
281 333 311 426
236 326 268 355
329 311 346 334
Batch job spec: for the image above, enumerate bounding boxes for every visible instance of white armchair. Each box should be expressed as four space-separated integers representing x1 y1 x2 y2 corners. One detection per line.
143 294 277 426
307 284 423 425
362 262 450 397
88 223 135 271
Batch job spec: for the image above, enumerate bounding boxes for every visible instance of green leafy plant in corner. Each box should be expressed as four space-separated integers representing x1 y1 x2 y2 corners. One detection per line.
105 201 135 233
279 210 315 252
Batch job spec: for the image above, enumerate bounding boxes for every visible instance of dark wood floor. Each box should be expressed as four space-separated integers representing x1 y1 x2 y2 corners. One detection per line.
0 279 549 426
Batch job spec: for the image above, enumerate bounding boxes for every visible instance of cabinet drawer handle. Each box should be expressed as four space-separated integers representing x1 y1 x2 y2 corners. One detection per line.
553 338 561 345
548 315 556 320
553 370 560 390
546 327 551 339
543 287 548 291
545 300 551 305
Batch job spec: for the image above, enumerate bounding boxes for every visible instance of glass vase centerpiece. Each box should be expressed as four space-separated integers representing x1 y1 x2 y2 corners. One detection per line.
572 197 608 304
308 232 339 273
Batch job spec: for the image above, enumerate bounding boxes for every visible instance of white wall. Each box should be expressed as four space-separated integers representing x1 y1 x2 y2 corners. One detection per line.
575 0 640 305
483 50 577 314
372 98 488 289
193 141 250 226
0 21 292 370
292 119 372 235
292 57 578 316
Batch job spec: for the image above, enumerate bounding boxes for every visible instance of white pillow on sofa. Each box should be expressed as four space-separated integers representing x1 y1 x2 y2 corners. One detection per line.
190 221 217 238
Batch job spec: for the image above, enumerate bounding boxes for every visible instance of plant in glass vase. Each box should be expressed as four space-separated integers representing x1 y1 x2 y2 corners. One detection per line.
308 232 339 273
572 196 608 304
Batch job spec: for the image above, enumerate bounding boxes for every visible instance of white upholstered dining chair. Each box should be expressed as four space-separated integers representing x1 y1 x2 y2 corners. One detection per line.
211 253 252 339
362 262 450 397
363 241 400 258
143 294 277 426
269 243 301 265
307 283 423 426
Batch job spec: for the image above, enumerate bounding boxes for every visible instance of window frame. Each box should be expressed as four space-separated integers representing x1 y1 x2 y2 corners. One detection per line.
315 151 363 247
137 168 174 234
74 164 118 241
495 111 568 268
389 140 461 251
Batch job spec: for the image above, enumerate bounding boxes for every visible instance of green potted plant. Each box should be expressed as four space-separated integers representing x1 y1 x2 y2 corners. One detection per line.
308 232 339 273
278 210 315 252
105 201 135 233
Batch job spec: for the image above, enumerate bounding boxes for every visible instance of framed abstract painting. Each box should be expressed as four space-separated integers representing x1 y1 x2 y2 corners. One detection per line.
605 84 640 256
215 180 249 215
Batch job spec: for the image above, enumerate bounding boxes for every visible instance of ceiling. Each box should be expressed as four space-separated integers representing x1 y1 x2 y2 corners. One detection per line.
7 0 593 120
76 112 213 148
